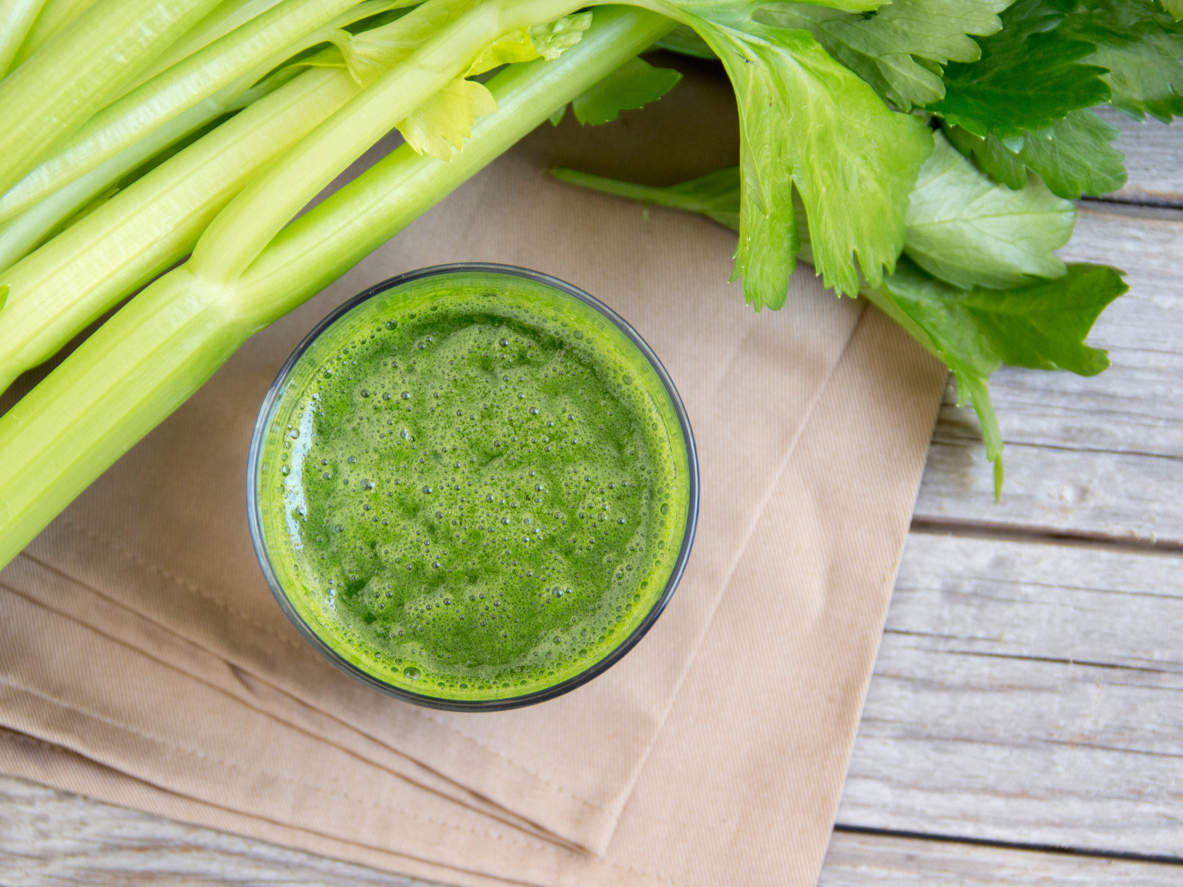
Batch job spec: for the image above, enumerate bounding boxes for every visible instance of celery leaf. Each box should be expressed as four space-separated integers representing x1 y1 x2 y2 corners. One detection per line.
944 122 1028 189
397 78 498 160
1162 0 1183 19
759 0 1013 110
467 12 593 75
1059 0 1183 121
1017 111 1128 197
552 161 1126 496
467 29 545 75
529 11 594 58
570 58 681 125
655 24 717 58
931 0 1111 138
946 110 1128 199
553 166 743 229
654 0 932 303
875 259 1126 496
555 133 1075 293
330 0 485 87
904 132 1075 289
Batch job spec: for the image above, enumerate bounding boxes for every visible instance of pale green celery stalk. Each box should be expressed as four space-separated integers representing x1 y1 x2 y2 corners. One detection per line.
191 0 588 283
137 0 290 85
0 0 226 197
126 0 407 95
0 66 362 394
0 0 46 77
0 0 384 225
6 0 95 66
0 1 448 390
0 5 675 570
0 93 231 272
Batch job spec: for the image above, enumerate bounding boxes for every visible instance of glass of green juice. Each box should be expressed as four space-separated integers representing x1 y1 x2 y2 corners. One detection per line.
247 264 698 711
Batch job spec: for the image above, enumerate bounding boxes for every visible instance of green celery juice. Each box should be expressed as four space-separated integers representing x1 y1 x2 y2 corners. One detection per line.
251 267 694 705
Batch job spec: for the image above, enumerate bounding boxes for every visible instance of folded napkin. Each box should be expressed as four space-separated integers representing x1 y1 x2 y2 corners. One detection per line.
0 64 945 887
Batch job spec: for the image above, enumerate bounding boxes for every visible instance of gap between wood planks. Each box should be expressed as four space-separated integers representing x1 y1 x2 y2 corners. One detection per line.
909 518 1183 556
832 824 1183 867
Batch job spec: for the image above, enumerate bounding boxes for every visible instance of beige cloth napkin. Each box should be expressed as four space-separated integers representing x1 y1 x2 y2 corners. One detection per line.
0 63 946 887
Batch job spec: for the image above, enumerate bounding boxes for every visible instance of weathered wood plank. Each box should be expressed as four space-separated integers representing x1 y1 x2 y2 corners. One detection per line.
916 205 1183 544
8 772 1183 887
1096 106 1183 207
0 774 429 886
836 531 1183 856
821 830 1183 886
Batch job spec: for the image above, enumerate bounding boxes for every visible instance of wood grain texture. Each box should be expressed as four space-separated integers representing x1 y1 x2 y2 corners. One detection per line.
1099 106 1183 206
5 772 1183 887
821 830 1183 886
0 774 427 887
915 205 1183 545
836 531 1183 856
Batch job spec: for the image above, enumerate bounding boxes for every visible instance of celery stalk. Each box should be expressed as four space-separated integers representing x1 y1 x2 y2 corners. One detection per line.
0 3 446 391
0 66 362 394
0 0 387 224
191 0 587 283
0 98 231 272
137 0 291 84
0 0 226 196
5 0 95 66
0 6 676 569
0 0 45 77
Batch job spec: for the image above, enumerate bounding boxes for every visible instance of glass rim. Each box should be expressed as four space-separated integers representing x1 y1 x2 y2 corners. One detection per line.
246 262 699 712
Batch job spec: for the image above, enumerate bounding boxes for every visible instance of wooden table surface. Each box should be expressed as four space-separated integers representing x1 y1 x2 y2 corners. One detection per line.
2 107 1181 885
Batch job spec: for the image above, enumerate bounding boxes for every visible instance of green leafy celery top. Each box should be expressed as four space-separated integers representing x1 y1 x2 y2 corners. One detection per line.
758 0 1014 110
645 0 933 305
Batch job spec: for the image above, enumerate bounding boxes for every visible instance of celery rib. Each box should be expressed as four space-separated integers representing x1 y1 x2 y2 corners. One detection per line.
136 0 292 85
0 1 436 392
0 0 226 196
190 0 586 284
0 6 676 570
0 0 361 224
0 67 361 394
5 0 95 67
0 0 46 77
0 99 225 272
0 0 403 224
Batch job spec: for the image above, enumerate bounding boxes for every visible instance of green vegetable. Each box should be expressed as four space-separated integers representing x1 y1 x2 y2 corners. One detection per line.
663 0 932 303
0 0 228 196
550 126 1115 489
758 0 1012 110
0 0 45 78
1059 0 1183 122
870 260 1127 496
0 62 363 392
0 0 394 225
903 131 1076 289
930 1 1179 193
0 5 678 568
568 56 681 124
944 109 1128 198
557 129 1078 291
5 0 96 69
0 0 1172 570
930 0 1112 138
553 165 745 230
